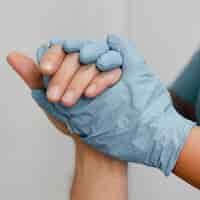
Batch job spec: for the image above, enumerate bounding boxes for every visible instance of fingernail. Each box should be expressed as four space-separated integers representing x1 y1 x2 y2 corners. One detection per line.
86 84 97 95
62 90 76 104
47 86 61 101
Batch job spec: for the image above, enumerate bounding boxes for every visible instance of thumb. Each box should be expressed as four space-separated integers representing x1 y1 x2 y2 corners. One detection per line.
7 52 43 89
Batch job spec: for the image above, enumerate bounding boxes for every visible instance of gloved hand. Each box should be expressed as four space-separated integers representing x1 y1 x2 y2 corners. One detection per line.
37 38 123 72
32 34 195 176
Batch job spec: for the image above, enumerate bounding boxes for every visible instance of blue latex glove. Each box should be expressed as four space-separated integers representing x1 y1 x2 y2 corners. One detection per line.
38 38 123 71
32 35 195 176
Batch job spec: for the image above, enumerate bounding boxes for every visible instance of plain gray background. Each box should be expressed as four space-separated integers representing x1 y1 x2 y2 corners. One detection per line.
0 0 200 199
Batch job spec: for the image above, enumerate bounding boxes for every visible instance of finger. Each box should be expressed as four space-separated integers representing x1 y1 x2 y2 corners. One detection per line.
48 37 64 47
85 68 122 98
46 53 81 102
7 51 43 89
61 64 99 106
63 40 85 53
80 40 109 64
39 44 65 75
96 50 122 71
63 40 92 53
107 34 144 74
36 38 63 64
36 45 49 64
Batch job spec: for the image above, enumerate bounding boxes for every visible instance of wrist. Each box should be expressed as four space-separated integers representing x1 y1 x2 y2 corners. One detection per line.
71 139 128 200
74 138 127 176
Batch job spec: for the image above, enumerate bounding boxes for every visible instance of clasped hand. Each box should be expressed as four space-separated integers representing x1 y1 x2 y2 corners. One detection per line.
32 35 195 176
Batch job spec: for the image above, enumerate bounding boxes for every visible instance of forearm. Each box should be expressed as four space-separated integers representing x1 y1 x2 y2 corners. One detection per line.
173 126 200 189
70 138 128 200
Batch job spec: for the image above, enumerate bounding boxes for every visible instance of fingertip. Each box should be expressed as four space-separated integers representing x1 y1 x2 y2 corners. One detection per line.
61 90 77 107
7 52 23 75
106 34 120 50
80 41 109 64
108 68 122 85
48 38 63 47
46 88 61 103
7 51 15 64
7 51 43 89
47 95 60 103
85 84 98 98
63 40 92 53
96 50 123 71
7 51 35 72
61 98 76 107
39 45 65 75
115 68 122 76
63 40 83 53
107 34 134 52
7 51 23 67
79 44 94 64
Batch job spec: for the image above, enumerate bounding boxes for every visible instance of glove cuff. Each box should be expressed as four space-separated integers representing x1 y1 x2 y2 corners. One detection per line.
157 107 195 176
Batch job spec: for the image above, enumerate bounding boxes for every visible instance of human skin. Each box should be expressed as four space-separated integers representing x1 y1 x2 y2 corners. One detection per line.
38 45 200 188
38 45 122 106
170 92 200 188
7 46 200 190
21 44 200 189
7 51 128 200
169 92 200 188
173 126 200 189
72 138 128 200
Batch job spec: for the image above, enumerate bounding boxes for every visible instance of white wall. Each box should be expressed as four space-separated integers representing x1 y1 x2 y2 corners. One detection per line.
128 0 200 199
1 0 200 199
